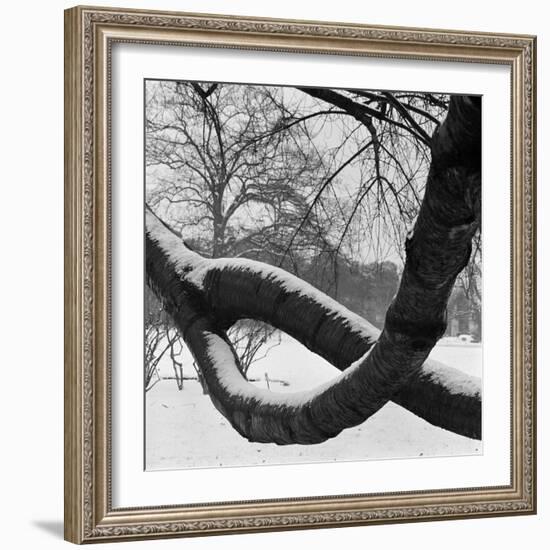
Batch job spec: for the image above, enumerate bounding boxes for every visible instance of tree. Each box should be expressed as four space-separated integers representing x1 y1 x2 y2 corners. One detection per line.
146 82 342 376
146 81 334 259
145 92 482 445
144 287 190 391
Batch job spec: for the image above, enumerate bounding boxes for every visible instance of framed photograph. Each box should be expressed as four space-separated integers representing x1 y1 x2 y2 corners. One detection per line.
64 5 537 544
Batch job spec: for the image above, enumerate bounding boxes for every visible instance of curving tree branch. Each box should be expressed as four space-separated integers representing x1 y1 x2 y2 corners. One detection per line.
145 95 482 444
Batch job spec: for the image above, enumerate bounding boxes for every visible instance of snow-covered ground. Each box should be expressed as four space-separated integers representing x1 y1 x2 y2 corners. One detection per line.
146 334 482 471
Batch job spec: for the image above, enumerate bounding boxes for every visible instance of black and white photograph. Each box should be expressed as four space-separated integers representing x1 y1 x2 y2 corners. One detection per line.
144 80 482 471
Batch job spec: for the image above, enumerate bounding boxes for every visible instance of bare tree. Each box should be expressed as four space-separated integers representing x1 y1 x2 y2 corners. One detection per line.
146 82 333 258
227 320 281 377
145 94 482 444
144 292 175 391
146 82 344 374
144 323 167 391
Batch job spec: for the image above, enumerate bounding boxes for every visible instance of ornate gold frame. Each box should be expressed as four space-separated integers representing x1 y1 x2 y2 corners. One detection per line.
64 5 537 544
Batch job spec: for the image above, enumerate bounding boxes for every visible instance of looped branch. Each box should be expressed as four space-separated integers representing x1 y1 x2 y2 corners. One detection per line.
145 95 482 445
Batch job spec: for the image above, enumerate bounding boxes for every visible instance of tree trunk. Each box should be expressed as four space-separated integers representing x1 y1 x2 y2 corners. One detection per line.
145 95 481 444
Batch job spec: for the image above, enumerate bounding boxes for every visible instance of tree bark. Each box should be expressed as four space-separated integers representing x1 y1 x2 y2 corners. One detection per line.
146 95 481 444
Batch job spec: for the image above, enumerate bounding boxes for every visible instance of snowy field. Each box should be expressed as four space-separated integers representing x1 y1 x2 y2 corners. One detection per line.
146 334 482 471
